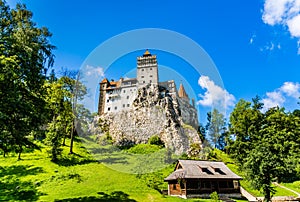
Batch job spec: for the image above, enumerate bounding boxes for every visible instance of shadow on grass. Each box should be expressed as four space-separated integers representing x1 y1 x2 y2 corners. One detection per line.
55 153 98 167
54 191 136 202
98 156 129 164
0 165 44 201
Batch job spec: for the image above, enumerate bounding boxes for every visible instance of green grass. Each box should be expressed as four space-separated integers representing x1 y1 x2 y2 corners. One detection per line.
0 140 212 202
1 141 297 201
281 181 300 194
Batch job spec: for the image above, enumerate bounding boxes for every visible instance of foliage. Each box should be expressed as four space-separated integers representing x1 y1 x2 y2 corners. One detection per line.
210 191 220 202
148 135 165 147
97 132 113 146
206 109 227 149
228 97 300 201
126 144 162 154
197 123 206 141
0 1 55 159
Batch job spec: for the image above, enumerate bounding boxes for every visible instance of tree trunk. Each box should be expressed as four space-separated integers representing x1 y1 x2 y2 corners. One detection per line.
18 151 21 160
69 121 74 154
62 135 66 146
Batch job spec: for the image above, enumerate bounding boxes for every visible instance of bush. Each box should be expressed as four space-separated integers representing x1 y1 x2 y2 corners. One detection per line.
148 135 164 147
126 144 161 154
97 132 112 146
210 191 220 202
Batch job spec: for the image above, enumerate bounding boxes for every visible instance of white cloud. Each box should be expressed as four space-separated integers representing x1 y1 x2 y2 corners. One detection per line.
280 81 300 98
262 0 300 54
262 81 300 110
83 65 105 77
262 91 286 109
262 0 292 25
287 14 300 37
260 41 281 52
249 34 256 44
197 75 236 110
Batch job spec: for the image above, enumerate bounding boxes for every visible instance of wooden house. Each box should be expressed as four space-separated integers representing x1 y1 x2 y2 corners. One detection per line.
164 160 242 199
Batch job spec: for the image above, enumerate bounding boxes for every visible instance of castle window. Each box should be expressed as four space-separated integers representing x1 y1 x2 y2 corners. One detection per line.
108 107 111 111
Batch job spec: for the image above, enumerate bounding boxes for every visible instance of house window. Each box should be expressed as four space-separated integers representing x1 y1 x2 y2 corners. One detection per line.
142 69 144 71
150 68 152 70
107 99 109 103
123 90 126 93
143 81 145 83
150 75 153 77
233 180 239 189
127 104 130 107
150 80 152 83
173 184 176 190
123 104 125 108
114 106 117 110
141 76 144 78
127 96 129 99
107 107 110 111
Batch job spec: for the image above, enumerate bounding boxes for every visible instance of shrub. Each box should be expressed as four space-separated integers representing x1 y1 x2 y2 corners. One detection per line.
210 191 220 202
126 144 161 154
148 135 164 147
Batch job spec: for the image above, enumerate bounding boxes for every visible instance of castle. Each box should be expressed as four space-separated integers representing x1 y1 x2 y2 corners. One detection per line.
98 50 199 129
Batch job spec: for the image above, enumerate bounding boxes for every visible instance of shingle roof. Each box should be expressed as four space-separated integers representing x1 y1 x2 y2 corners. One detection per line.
178 83 189 99
164 160 242 181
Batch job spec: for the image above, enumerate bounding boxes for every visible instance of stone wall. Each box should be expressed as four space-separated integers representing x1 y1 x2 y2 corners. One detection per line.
92 84 202 155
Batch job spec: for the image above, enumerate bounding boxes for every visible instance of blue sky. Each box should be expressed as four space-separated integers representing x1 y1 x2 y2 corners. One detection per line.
6 0 300 124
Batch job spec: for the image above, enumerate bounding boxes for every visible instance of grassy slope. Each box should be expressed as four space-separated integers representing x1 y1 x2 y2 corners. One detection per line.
1 141 297 201
212 150 299 197
0 141 209 202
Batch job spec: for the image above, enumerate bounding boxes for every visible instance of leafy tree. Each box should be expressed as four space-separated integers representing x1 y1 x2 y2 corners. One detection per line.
197 123 206 142
0 1 54 159
206 108 226 149
44 78 72 161
57 71 87 154
227 98 264 165
228 97 300 201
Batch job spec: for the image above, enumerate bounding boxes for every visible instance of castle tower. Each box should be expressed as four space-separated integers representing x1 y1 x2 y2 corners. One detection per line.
178 83 189 101
136 50 159 87
98 78 109 115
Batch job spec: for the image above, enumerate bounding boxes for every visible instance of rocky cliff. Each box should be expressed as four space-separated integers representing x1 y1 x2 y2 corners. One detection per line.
91 84 202 155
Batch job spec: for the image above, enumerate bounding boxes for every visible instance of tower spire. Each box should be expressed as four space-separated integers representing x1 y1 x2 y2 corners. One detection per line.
178 83 189 99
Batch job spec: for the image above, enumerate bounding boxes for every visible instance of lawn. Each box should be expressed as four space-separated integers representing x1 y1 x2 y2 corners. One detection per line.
0 140 214 202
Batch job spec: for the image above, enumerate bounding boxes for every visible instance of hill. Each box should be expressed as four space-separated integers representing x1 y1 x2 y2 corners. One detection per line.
0 140 209 202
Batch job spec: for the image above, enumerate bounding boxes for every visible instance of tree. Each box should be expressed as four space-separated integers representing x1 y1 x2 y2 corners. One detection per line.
206 108 226 149
228 97 300 201
44 78 73 162
58 73 87 154
227 98 264 165
0 1 54 159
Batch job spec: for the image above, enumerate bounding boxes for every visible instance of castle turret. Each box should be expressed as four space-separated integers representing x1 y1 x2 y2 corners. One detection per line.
98 78 109 115
136 50 159 87
178 83 189 101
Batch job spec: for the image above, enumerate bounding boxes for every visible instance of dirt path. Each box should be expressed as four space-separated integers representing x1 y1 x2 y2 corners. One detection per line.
273 182 300 197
